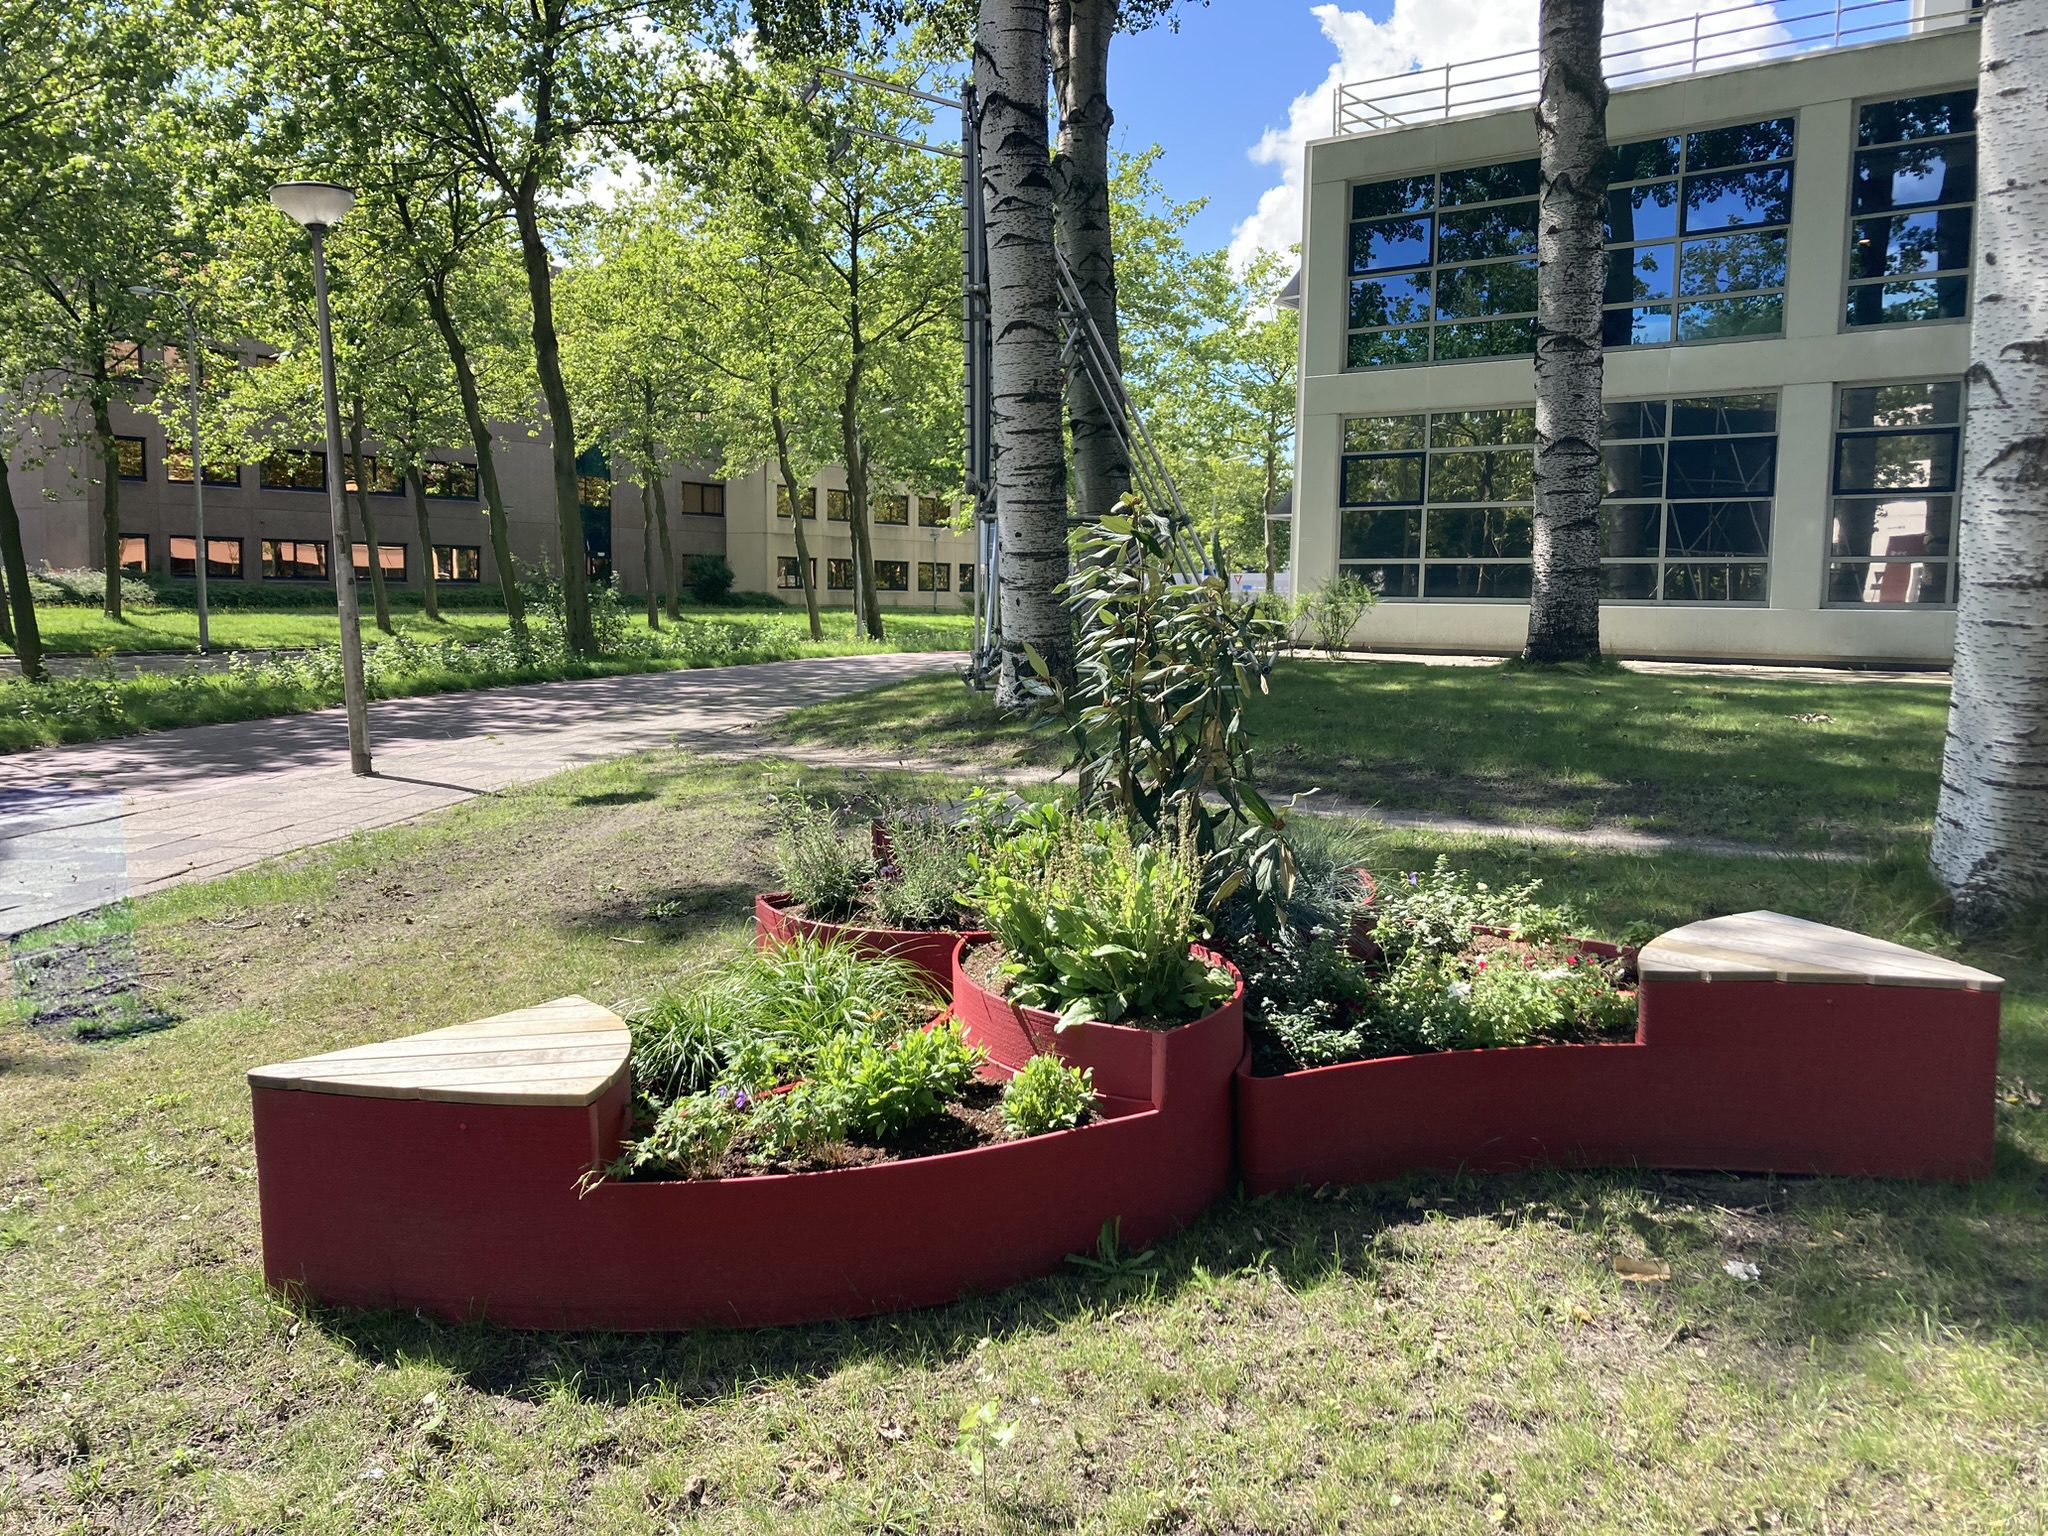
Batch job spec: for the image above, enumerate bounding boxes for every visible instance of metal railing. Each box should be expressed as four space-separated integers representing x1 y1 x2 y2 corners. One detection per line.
1332 0 1974 135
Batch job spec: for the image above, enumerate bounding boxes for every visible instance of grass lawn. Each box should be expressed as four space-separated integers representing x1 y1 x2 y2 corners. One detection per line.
773 659 1952 851
4 754 2044 1533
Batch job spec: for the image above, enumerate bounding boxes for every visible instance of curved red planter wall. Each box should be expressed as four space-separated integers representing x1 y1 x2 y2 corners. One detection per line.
754 892 983 990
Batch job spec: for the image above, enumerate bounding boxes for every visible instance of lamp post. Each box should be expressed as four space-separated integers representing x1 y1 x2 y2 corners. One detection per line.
128 283 212 654
268 181 372 776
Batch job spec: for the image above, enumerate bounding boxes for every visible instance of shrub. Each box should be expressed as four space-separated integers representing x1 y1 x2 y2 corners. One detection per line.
868 809 976 930
810 1020 984 1140
689 553 736 604
770 793 872 920
1000 1054 1096 1136
971 803 1233 1028
1296 575 1376 658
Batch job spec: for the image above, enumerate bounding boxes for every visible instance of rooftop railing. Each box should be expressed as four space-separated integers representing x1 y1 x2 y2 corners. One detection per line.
1331 0 1975 136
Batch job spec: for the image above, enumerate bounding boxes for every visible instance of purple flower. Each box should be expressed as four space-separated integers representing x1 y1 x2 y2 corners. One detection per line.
731 1088 750 1112
1407 872 1418 886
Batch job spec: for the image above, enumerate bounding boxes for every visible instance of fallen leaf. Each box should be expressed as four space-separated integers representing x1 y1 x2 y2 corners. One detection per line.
1612 1255 1671 1283
1569 1303 1593 1325
1724 1260 1761 1282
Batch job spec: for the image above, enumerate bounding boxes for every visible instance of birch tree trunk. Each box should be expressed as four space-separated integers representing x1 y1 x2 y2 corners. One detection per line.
1932 0 2048 928
647 466 678 622
770 391 825 641
1052 0 1131 528
1524 0 1607 664
636 470 659 629
979 0 1073 704
420 280 526 637
514 190 595 656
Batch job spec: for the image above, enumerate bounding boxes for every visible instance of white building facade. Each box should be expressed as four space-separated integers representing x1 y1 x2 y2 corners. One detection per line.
1292 21 1981 663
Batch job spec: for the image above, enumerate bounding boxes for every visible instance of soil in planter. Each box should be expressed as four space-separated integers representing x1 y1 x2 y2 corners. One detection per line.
782 893 977 936
961 941 1202 1033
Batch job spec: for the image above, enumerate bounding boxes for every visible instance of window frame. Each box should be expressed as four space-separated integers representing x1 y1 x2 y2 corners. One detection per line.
261 538 330 580
826 556 856 590
1823 377 1963 609
777 555 816 590
260 450 328 492
432 544 483 584
114 435 149 481
169 535 245 580
350 542 408 581
874 559 910 592
917 559 951 592
118 535 150 573
1842 88 1976 332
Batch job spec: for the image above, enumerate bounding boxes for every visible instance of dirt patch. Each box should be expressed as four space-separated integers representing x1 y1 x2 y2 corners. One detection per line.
9 924 171 1041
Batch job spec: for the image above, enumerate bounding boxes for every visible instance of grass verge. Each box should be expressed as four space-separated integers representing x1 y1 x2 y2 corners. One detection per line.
1 754 2043 1533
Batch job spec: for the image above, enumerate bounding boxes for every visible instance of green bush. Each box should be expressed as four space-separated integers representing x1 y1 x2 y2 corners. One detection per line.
688 553 736 604
769 793 872 920
971 802 1233 1029
1000 1054 1096 1136
868 809 977 930
1296 575 1376 658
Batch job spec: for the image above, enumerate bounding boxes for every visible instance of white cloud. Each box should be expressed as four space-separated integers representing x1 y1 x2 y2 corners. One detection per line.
1228 0 1781 270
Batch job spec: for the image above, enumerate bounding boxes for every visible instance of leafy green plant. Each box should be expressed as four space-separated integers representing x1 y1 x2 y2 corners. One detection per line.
1000 1054 1096 1136
953 1399 1017 1491
1297 575 1376 658
971 803 1233 1028
769 793 871 920
688 552 736 604
810 1020 983 1140
867 809 977 930
1368 856 1580 966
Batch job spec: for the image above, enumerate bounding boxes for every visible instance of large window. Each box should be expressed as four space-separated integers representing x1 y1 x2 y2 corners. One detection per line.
919 496 952 528
1599 394 1778 602
115 435 148 480
1603 119 1794 347
918 560 950 592
826 557 855 590
1345 118 1793 368
433 545 481 583
777 485 817 520
261 450 326 491
875 559 909 591
344 455 403 495
826 489 850 522
1827 380 1960 606
1847 91 1975 328
679 481 723 516
170 536 244 579
118 535 149 572
1337 393 1778 602
262 539 328 579
167 449 240 486
422 461 479 500
876 494 910 526
777 556 815 590
351 542 407 580
958 561 975 592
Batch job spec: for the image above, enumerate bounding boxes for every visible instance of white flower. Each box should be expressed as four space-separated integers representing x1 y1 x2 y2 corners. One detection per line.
1447 981 1471 1001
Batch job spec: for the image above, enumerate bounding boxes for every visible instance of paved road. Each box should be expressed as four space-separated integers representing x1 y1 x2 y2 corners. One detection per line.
0 653 962 936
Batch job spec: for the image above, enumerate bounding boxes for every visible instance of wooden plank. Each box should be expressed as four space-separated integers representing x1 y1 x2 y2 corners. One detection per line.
1638 911 2003 992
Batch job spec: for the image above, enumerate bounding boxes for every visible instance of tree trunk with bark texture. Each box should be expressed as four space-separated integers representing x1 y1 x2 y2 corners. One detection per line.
980 0 1072 703
347 406 393 633
770 392 825 641
839 363 887 641
422 281 526 637
514 191 594 655
636 470 660 628
91 388 123 620
1932 0 2048 928
0 544 12 644
1524 0 1607 664
1052 0 1131 527
407 467 440 621
648 465 678 621
1 460 45 680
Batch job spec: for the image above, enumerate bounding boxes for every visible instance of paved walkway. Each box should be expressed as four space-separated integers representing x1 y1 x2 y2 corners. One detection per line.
0 653 961 936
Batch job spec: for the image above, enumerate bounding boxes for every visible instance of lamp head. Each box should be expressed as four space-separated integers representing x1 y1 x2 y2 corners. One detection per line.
268 181 356 233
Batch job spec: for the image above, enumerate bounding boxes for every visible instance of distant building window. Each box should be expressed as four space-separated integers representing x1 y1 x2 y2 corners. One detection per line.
917 560 950 592
1598 393 1779 603
1827 379 1961 606
351 542 407 580
826 489 850 522
826 557 856 590
344 455 403 495
423 461 479 500
262 539 329 579
1847 90 1975 328
679 481 724 516
919 496 951 528
777 555 815 590
107 340 143 376
875 559 909 591
958 561 975 592
166 448 240 486
577 474 611 508
433 544 482 583
876 494 910 526
119 535 150 573
261 450 327 491
114 436 148 480
170 536 244 579
778 485 817 519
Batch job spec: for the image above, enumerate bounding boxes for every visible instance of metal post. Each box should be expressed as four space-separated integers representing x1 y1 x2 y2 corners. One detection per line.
309 228 373 775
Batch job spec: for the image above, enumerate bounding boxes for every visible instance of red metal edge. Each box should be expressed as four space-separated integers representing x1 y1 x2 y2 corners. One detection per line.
755 891 987 991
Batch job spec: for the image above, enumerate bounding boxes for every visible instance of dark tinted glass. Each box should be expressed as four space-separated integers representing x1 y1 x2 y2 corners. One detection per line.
1604 182 1680 242
1343 563 1421 598
1432 318 1537 359
1341 453 1425 505
1676 295 1782 340
1434 261 1538 319
1608 136 1681 181
1678 231 1787 295
1426 507 1533 559
1672 395 1777 434
1837 381 1961 428
1423 563 1533 598
1685 118 1795 170
1662 563 1768 602
1439 159 1540 204
1666 500 1772 556
1850 209 1972 278
1682 167 1791 231
1603 443 1665 499
1858 90 1975 146
1436 203 1538 261
1833 429 1958 493
1668 438 1778 497
1342 507 1422 559
1852 142 1974 213
1606 243 1675 303
1348 328 1430 368
1430 409 1535 447
1604 401 1667 439
1599 503 1661 558
1603 306 1674 347
1600 563 1660 598
1351 215 1433 273
1430 449 1534 503
1352 176 1436 218
1847 277 1969 325
1351 273 1432 328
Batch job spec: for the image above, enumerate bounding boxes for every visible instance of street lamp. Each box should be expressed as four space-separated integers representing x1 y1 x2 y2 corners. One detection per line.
128 282 212 654
268 180 372 776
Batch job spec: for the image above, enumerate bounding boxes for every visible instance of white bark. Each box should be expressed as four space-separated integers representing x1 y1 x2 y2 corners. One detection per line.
1932 0 2048 926
1525 0 1608 664
978 0 1073 705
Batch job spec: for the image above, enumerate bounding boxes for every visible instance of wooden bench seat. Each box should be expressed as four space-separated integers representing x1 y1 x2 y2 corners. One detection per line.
1638 911 2004 991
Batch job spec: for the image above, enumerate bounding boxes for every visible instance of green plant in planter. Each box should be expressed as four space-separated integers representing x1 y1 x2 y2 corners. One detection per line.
868 808 977 930
971 804 1234 1029
770 792 872 921
1001 1054 1096 1135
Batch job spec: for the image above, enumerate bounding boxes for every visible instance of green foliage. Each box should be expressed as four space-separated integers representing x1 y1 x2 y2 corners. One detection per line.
1298 576 1376 658
810 1019 983 1140
1368 857 1579 967
1041 505 1298 927
999 1054 1096 1137
770 792 871 920
868 809 975 930
687 552 735 604
971 802 1233 1029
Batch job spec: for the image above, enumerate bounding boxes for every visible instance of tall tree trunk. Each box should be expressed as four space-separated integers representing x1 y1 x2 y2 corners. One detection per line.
840 361 886 641
1524 0 1608 665
1051 0 1131 527
770 387 825 641
513 191 594 656
0 541 12 645
421 279 526 637
407 467 440 622
347 404 393 634
91 389 123 621
979 0 1073 704
636 470 659 629
648 464 678 622
1932 0 2048 929
1 460 46 681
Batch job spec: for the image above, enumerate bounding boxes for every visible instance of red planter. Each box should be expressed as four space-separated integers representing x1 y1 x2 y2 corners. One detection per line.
951 941 1245 1232
754 891 985 990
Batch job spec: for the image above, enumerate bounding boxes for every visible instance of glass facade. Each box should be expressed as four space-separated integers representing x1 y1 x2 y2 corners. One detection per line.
1847 91 1975 328
1827 379 1961 606
262 539 328 579
433 545 482 583
1598 395 1778 602
261 450 326 491
1337 408 1534 597
917 560 950 591
170 536 243 579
